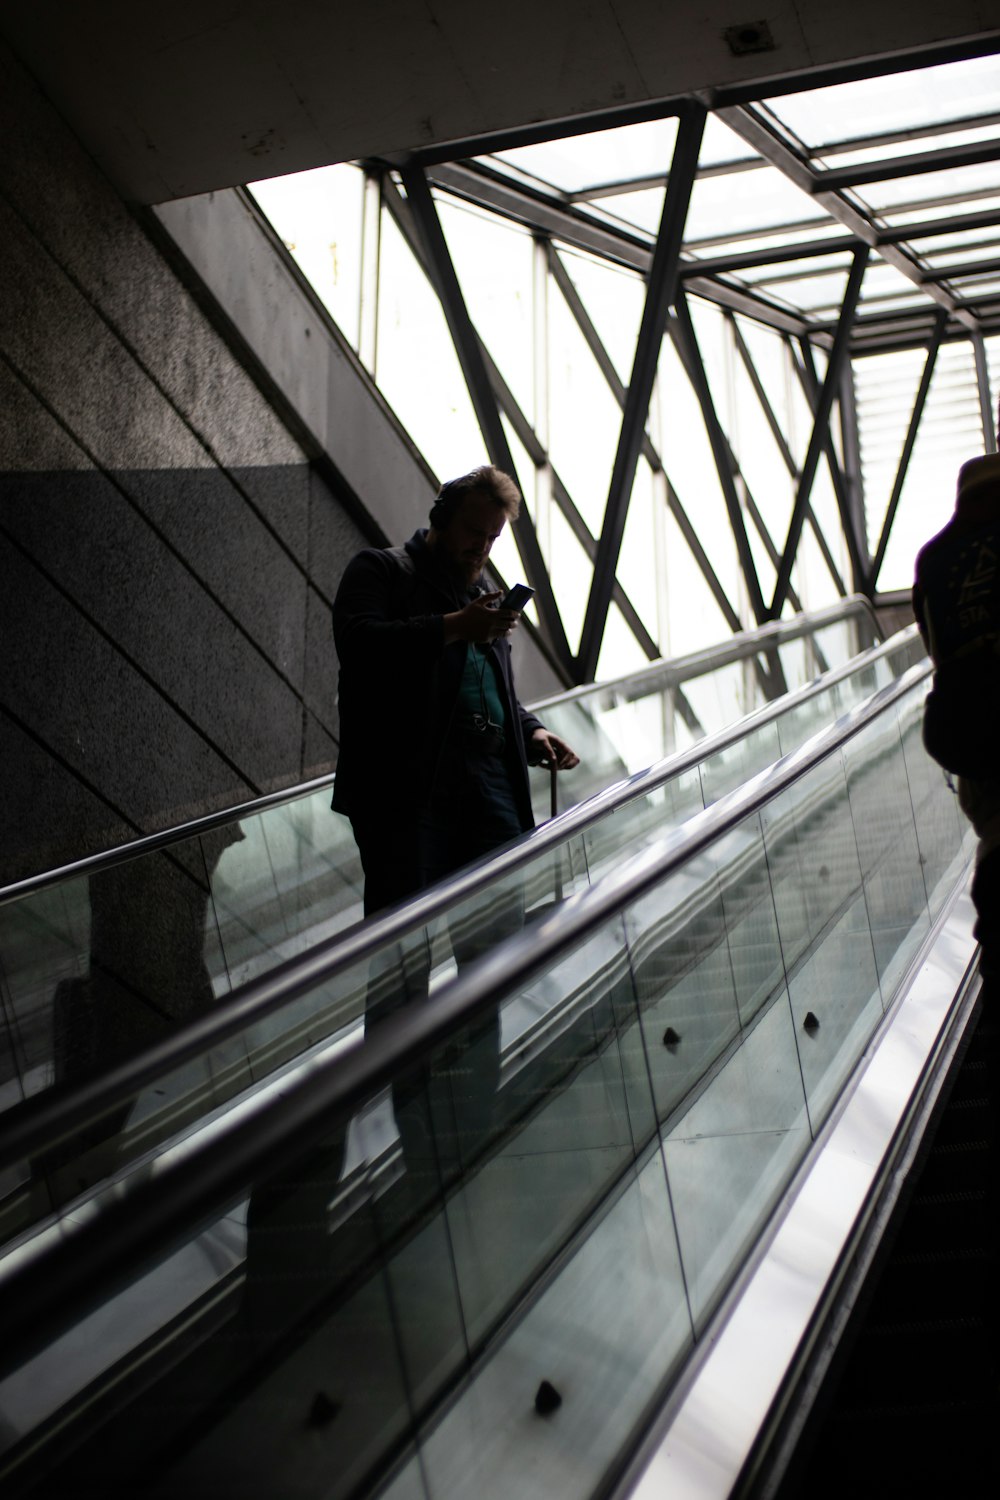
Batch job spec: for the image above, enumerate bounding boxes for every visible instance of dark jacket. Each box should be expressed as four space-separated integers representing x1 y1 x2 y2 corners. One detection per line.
913 457 1000 782
332 530 544 827
913 460 1000 663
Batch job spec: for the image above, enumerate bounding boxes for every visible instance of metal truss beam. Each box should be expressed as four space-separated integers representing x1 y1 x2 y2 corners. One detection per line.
973 333 998 453
689 233 860 279
713 32 1000 109
577 102 706 682
731 319 797 476
387 170 662 666
670 292 767 623
794 339 870 591
771 246 868 617
869 310 946 590
924 255 1000 284
423 159 811 341
742 490 807 615
813 109 1000 161
879 205 1000 245
478 335 662 659
395 165 573 675
837 362 868 590
547 243 742 632
426 159 651 271
717 104 982 340
814 136 1000 195
729 316 846 599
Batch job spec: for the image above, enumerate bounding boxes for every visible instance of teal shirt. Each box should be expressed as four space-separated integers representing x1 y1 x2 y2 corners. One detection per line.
457 644 507 729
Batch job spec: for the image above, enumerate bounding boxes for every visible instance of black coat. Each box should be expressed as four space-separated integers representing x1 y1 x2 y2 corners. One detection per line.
332 530 544 829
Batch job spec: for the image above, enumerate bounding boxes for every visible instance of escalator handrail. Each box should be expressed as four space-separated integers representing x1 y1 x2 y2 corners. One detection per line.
0 627 921 1172
0 659 935 1371
0 597 879 905
528 594 879 713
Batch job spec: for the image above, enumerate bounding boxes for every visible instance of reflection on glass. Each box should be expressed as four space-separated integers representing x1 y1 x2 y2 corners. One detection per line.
761 754 883 1131
662 990 810 1331
843 708 931 994
0 674 978 1500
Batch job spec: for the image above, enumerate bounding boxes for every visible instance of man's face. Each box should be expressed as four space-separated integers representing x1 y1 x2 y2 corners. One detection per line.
436 490 507 586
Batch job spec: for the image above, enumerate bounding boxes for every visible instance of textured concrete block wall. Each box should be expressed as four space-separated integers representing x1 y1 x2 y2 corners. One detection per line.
0 44 367 884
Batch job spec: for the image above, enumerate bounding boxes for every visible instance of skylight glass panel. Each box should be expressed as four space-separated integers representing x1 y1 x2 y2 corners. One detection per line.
916 229 1000 262
764 53 1000 147
812 122 1000 172
736 267 850 313
858 261 926 300
941 262 1000 286
879 191 1000 235
683 220 845 258
685 162 818 242
489 118 679 194
582 186 665 236
698 113 764 169
857 160 1000 215
738 253 855 285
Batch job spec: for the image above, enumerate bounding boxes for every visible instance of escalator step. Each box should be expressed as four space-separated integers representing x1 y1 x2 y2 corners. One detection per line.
947 1056 990 1103
865 1246 991 1323
913 1137 992 1195
816 1401 997 1488
834 1319 993 1407
928 1095 991 1145
894 1186 990 1256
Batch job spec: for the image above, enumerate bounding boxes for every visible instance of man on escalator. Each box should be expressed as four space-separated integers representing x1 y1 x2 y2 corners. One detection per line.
332 464 577 924
332 465 578 1173
245 469 578 1355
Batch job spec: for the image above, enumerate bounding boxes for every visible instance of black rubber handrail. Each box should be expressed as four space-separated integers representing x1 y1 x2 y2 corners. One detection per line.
0 596 878 905
0 626 919 1173
0 659 934 1371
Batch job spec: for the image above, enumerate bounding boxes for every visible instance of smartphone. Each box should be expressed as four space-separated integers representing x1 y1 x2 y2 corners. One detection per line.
498 583 534 611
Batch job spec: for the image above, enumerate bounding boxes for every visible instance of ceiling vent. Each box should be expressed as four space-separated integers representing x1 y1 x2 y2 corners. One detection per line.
724 20 776 55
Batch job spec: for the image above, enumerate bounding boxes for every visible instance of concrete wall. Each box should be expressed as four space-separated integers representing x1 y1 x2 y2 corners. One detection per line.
0 44 369 885
3 6 999 203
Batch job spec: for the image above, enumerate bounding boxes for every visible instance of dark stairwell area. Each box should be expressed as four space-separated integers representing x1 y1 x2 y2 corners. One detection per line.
771 993 999 1496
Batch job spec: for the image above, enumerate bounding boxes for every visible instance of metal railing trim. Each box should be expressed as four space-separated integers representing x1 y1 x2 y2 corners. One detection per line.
0 658 930 1178
0 630 921 1168
0 597 880 905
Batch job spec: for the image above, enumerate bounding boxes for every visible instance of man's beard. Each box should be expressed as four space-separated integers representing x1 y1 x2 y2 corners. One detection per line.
445 554 483 591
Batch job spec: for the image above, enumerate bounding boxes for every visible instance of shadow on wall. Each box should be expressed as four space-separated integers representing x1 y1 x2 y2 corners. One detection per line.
0 464 358 885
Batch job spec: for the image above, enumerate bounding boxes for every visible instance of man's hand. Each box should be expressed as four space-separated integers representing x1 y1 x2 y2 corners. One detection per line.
444 591 521 645
531 728 580 770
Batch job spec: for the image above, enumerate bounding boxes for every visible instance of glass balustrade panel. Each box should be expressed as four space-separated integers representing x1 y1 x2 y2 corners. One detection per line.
760 752 883 1133
842 706 931 996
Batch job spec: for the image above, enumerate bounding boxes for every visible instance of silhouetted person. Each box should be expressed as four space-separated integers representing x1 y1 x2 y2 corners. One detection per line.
332 466 577 1171
914 450 1000 973
243 470 579 1354
333 464 577 923
914 442 1000 1344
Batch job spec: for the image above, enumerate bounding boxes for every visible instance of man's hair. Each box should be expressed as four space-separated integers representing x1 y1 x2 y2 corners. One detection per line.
429 466 521 529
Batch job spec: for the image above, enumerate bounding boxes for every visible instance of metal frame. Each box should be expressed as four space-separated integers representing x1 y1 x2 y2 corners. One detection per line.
870 311 947 590
0 604 897 1171
252 40 1000 683
0 657 937 1374
577 102 706 680
771 248 868 617
670 290 767 624
398 164 573 674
